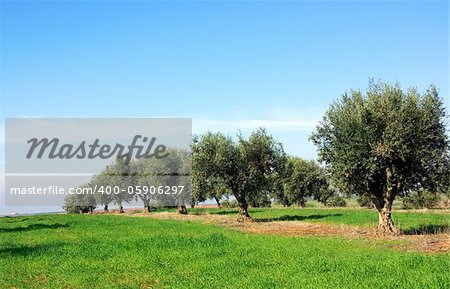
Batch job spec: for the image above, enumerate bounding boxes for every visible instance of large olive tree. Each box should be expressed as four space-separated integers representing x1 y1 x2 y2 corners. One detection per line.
311 81 450 234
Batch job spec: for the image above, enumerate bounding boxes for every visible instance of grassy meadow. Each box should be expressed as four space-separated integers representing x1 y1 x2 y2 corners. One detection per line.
190 207 449 234
0 207 449 289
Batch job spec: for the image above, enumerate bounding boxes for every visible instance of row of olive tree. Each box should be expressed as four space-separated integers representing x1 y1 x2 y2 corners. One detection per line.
65 80 449 234
64 129 355 219
64 148 191 214
191 129 340 220
192 80 450 232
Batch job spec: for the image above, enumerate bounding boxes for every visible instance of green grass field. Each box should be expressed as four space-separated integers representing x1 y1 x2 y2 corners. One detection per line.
190 207 449 234
0 208 449 289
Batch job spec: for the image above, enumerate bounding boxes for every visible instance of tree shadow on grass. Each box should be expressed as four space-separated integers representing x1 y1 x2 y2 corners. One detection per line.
210 209 264 215
401 224 449 235
2 217 29 223
0 242 66 257
255 213 343 223
0 222 69 233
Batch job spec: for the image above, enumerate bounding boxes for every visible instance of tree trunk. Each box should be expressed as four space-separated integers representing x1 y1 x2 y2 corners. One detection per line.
374 167 400 235
103 205 109 212
297 198 306 207
214 196 221 208
251 200 260 208
377 207 398 234
143 199 151 213
238 201 252 221
177 205 188 215
119 205 124 214
321 193 333 206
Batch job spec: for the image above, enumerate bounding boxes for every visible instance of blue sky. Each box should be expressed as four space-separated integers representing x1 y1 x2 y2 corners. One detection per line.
0 0 448 159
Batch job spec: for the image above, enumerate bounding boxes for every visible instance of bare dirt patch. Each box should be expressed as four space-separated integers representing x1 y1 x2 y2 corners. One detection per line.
127 211 449 253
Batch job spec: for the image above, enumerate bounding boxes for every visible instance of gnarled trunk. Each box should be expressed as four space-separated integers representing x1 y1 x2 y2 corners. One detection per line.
238 201 252 221
103 205 109 212
119 205 124 214
377 207 398 234
373 195 399 235
373 167 400 235
177 205 188 215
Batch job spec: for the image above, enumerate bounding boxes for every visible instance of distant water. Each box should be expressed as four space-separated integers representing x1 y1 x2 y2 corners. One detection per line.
0 205 64 216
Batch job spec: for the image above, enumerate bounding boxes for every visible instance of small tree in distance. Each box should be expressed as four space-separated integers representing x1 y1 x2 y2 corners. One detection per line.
284 158 315 207
311 80 450 234
283 157 333 207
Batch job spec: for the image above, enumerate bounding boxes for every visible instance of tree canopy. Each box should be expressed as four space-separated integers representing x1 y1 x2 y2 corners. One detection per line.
311 80 450 233
283 157 332 207
193 128 286 220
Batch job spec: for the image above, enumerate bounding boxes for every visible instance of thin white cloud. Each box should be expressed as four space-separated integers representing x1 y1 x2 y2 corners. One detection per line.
191 105 326 134
193 119 318 134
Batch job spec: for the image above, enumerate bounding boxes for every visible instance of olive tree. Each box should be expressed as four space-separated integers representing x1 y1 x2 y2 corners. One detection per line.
236 129 286 218
92 174 114 212
192 132 237 208
129 148 191 214
169 148 192 214
63 184 97 213
65 159 133 214
193 128 286 220
284 157 330 207
98 158 134 213
130 158 158 213
311 80 450 234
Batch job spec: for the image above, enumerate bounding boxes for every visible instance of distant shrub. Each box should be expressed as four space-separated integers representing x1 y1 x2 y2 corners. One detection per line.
64 205 82 214
402 190 440 209
357 194 374 208
64 205 95 214
221 199 238 208
327 196 347 207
